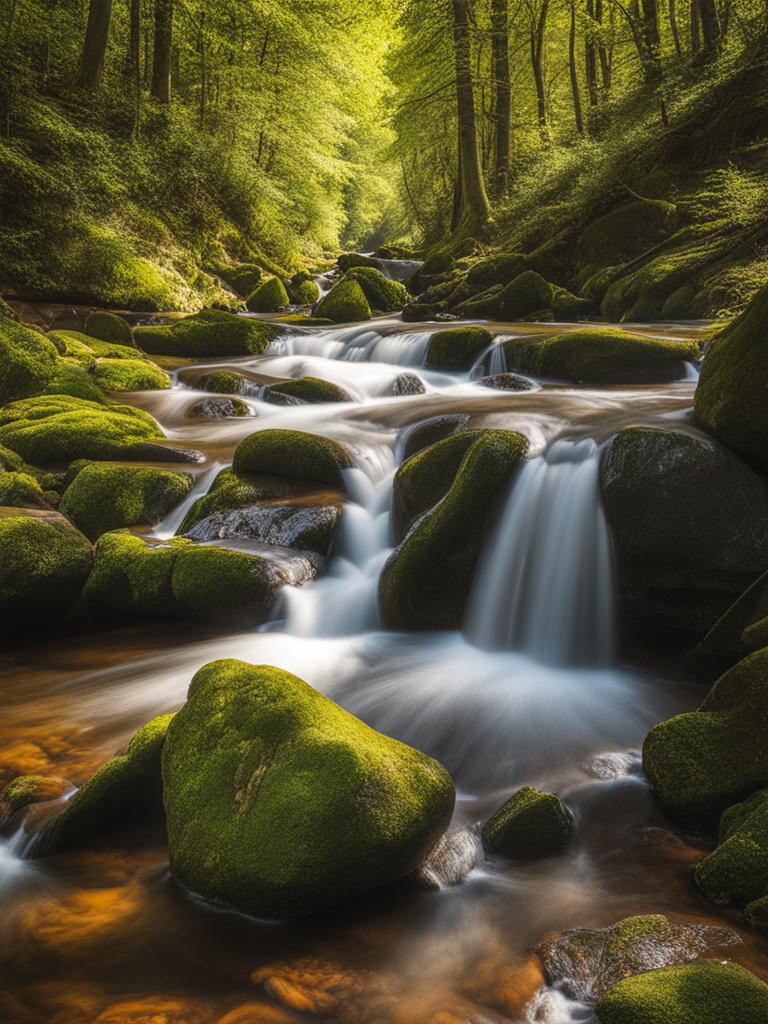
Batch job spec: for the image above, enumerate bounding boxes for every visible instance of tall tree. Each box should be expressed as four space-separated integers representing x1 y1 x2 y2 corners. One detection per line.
491 0 512 195
527 0 550 131
697 0 722 58
75 0 113 90
585 0 599 107
151 0 173 102
569 0 585 133
127 0 141 133
451 0 491 230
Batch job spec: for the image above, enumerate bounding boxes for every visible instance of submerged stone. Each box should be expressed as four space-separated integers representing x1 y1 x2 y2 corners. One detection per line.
482 786 572 858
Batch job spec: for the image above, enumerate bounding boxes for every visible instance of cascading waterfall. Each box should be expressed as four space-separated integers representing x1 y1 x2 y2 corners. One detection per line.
272 324 435 367
466 437 616 667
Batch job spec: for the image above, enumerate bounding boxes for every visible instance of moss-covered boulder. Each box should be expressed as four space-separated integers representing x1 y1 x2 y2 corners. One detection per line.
408 251 455 294
379 430 527 629
692 568 768 668
262 377 352 405
0 314 58 405
575 200 679 287
400 414 470 461
135 311 278 357
316 279 372 323
79 532 191 618
60 463 191 539
191 396 250 419
695 788 768 912
195 370 251 395
0 395 163 465
694 285 768 469
233 429 352 488
0 443 23 472
84 311 134 346
600 427 768 633
246 276 290 313
496 271 555 319
0 513 92 624
41 714 173 851
185 501 341 557
92 357 170 392
162 659 455 919
291 278 321 305
220 263 262 297
643 649 768 819
0 775 71 829
49 329 141 366
178 468 302 534
0 470 48 508
43 362 107 404
424 327 493 370
344 268 409 312
501 328 698 383
482 786 571 858
466 253 529 288
337 252 380 272
595 961 768 1024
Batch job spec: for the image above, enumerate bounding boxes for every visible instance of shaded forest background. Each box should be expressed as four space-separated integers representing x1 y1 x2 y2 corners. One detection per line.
1 0 767 315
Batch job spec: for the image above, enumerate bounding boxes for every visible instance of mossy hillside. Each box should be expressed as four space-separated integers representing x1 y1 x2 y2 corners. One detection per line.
43 362 108 404
0 470 48 508
574 200 679 288
178 468 301 533
233 429 353 488
84 312 134 346
424 327 493 370
246 276 290 313
482 786 572 858
694 284 768 470
162 659 455 919
0 315 58 405
694 789 768 911
316 278 372 323
60 464 191 539
291 278 321 305
44 714 174 851
344 267 409 312
262 377 352 405
135 311 278 357
0 514 92 624
643 649 768 820
594 961 768 1024
379 430 528 630
501 329 699 384
0 395 163 465
92 358 170 392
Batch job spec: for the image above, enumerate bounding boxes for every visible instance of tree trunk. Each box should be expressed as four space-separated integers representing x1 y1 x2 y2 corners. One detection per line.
668 0 682 57
585 0 599 107
691 0 701 51
598 0 612 93
491 0 511 195
697 0 721 59
128 0 141 135
569 0 585 134
530 0 550 132
151 0 173 103
75 0 113 90
451 0 491 230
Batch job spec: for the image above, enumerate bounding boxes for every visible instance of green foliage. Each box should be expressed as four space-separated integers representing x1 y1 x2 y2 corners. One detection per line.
232 429 352 488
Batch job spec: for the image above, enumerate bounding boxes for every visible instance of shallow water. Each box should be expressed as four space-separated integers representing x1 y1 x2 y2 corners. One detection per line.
2 307 765 1023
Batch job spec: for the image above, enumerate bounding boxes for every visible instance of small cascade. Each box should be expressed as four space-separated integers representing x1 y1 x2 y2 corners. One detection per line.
272 325 434 367
150 461 224 540
466 438 615 667
281 447 395 636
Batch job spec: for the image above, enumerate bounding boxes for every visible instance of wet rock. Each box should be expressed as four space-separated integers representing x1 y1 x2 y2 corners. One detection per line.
135 311 278 357
0 774 72 830
195 370 254 395
585 750 642 780
191 397 251 418
0 314 59 405
122 442 205 463
162 659 455 918
233 429 352 489
690 566 768 670
425 326 493 370
179 469 315 534
694 788 768 913
476 373 534 391
413 826 481 889
400 414 470 460
482 786 572 858
185 503 341 557
391 373 426 396
262 377 351 405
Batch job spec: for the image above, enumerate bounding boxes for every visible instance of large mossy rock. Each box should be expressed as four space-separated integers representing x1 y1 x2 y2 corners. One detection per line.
600 427 768 633
246 276 290 313
643 649 768 820
496 271 555 319
43 362 107 404
41 714 173 851
135 311 278 357
501 328 698 384
92 357 170 392
291 278 321 305
694 284 768 469
424 327 493 370
218 263 262 297
49 329 142 366
595 961 768 1024
233 429 352 488
482 786 571 858
79 533 192 618
162 659 455 919
262 376 352 405
344 267 409 313
315 279 372 323
0 470 48 508
692 567 768 668
694 788 768 914
0 395 163 465
0 314 58 405
379 429 527 630
178 468 303 533
0 513 92 625
84 311 133 346
399 414 470 461
60 463 191 539
466 253 529 288
574 200 678 287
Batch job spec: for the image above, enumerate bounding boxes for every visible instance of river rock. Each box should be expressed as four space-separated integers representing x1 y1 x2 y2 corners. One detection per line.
162 659 455 919
316 278 372 323
92 357 170 391
694 787 768 917
413 826 481 889
185 503 341 557
400 414 470 460
476 372 534 391
0 314 59 405
262 377 351 405
343 267 409 312
179 468 321 533
84 311 134 346
135 310 278 357
191 397 251 418
246 276 289 313
600 427 768 634
233 429 352 488
482 786 572 858
424 326 493 370
391 373 426 396
0 774 72 831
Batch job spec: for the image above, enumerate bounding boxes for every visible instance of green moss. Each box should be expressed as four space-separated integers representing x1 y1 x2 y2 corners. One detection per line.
424 327 493 370
467 253 529 288
291 278 320 305
45 714 174 850
43 362 107 403
196 370 248 394
178 468 299 533
0 444 23 471
420 251 455 277
316 278 372 323
232 429 352 488
0 298 18 321
0 470 48 508
400 415 470 461
595 961 768 1023
0 314 58 404
0 514 92 622
84 312 133 346
162 658 455 919
575 200 678 286
695 284 768 469
694 789 768 908
745 893 768 929
92 357 170 392
0 395 163 465
263 377 351 405
501 328 698 383
220 264 262 297
379 430 528 629
79 532 190 618
1 775 70 825
60 463 191 539
344 267 409 312
643 649 768 820
337 252 380 272
482 786 572 858
270 314 333 326
496 271 555 319
50 329 141 364
246 276 290 313
692 568 768 666
135 310 277 357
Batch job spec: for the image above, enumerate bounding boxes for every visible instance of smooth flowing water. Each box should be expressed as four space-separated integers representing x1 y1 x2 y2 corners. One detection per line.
1 301 763 1024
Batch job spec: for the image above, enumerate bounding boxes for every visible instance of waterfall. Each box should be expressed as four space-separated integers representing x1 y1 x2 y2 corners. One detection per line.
466 438 616 667
274 325 434 367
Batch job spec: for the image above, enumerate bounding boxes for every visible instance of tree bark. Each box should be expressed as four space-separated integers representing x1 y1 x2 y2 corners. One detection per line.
690 0 701 51
151 0 173 103
569 0 585 134
697 0 721 59
598 0 612 93
75 0 113 90
668 0 682 57
491 0 511 195
451 0 491 229
529 0 550 132
585 0 599 106
128 0 141 134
